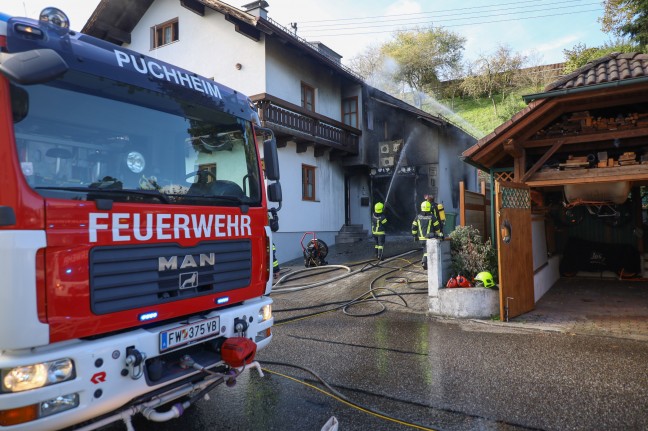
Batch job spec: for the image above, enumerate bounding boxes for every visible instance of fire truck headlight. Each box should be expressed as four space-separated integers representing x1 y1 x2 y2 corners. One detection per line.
40 393 79 418
2 359 75 393
258 304 272 323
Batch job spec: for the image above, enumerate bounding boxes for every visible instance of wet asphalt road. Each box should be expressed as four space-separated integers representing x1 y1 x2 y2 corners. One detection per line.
96 240 648 431
101 295 648 431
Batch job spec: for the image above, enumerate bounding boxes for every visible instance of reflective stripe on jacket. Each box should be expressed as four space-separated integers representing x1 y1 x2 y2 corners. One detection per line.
411 213 440 240
272 243 279 268
372 213 387 235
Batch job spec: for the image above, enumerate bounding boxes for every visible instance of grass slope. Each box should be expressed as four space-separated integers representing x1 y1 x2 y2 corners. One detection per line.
427 88 536 139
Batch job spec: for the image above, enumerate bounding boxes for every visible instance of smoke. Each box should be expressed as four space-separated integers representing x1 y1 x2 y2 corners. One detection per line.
419 91 482 138
357 52 480 138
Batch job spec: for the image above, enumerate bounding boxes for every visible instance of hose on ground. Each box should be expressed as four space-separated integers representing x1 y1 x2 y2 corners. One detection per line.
272 249 428 324
261 360 444 431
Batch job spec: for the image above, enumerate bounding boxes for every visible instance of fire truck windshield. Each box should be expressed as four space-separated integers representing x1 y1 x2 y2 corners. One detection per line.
10 71 262 206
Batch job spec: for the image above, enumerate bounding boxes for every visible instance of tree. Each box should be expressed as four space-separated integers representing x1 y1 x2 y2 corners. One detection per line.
436 60 466 110
518 51 563 93
348 44 402 96
348 44 384 84
600 0 648 47
460 45 525 118
562 39 639 73
381 27 465 108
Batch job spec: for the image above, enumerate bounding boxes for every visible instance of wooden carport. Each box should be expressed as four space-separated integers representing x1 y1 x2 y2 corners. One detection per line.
462 53 648 319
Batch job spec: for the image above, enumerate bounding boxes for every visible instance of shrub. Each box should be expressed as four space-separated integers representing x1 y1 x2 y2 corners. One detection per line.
448 225 498 281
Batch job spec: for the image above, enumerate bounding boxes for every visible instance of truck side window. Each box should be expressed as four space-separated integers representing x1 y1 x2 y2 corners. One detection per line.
10 84 29 123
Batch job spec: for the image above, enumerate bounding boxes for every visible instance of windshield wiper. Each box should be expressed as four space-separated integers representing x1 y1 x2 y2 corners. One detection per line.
177 193 247 203
34 186 170 204
176 193 249 210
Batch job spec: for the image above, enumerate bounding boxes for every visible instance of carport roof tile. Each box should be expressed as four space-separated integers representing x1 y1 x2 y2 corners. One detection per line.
545 52 648 91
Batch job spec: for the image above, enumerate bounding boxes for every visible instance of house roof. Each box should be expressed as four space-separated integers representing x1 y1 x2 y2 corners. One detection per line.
545 52 648 91
462 52 648 171
82 0 362 83
81 0 154 44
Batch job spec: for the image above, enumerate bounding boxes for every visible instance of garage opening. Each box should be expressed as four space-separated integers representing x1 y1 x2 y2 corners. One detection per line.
461 53 648 323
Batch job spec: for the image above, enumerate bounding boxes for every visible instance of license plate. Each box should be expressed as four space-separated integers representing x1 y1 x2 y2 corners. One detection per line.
159 316 220 352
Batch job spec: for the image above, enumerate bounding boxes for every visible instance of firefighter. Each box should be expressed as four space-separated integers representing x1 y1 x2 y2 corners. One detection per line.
425 194 446 232
412 200 443 269
371 202 388 260
272 243 281 279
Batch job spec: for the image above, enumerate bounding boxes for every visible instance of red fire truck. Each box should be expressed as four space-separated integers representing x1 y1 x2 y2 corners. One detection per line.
0 8 281 430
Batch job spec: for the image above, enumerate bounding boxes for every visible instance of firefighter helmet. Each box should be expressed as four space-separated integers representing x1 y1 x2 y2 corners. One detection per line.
374 202 384 214
421 201 431 212
474 271 495 288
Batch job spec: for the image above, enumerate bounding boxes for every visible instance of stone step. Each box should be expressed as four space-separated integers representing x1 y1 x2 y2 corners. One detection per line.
335 234 367 244
335 227 369 243
336 230 368 238
339 224 365 233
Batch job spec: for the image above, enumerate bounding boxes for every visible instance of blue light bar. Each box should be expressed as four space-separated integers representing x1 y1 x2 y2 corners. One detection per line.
216 297 229 305
139 311 158 321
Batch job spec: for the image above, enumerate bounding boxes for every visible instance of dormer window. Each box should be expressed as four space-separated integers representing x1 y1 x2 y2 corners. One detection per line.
152 18 179 49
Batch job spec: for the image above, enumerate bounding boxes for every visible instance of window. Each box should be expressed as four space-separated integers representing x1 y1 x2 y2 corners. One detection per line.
342 97 358 128
302 164 316 201
11 77 263 207
301 83 315 112
152 19 179 49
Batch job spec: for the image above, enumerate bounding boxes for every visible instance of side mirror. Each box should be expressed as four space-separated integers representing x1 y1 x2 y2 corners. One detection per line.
0 49 68 85
267 182 282 203
258 127 280 181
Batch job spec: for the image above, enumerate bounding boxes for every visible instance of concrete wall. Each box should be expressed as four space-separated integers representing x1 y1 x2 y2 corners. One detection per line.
532 217 560 301
265 142 346 262
126 0 266 97
534 255 560 302
427 239 499 318
532 216 548 271
265 38 342 120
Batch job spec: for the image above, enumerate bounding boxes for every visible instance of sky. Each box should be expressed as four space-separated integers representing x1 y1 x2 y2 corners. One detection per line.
0 0 612 66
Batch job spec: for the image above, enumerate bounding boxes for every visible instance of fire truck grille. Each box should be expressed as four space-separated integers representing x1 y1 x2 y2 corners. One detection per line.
89 240 252 314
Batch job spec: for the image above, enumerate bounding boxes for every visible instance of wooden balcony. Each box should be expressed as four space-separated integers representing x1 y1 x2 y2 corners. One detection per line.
250 93 360 156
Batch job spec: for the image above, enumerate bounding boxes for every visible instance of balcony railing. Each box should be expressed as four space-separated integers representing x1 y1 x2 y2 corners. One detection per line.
250 93 360 155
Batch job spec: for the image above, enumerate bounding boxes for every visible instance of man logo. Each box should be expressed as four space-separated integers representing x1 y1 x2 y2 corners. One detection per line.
180 272 199 289
159 253 215 272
